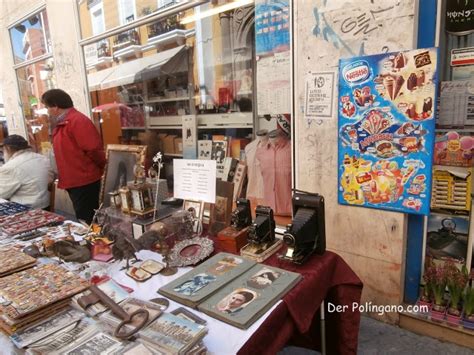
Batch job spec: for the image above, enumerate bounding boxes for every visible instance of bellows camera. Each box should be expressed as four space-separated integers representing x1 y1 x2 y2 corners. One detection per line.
231 198 252 230
281 192 326 264
248 205 275 245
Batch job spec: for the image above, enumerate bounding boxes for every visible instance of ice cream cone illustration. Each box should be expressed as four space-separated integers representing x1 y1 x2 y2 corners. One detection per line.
383 76 395 100
393 75 405 100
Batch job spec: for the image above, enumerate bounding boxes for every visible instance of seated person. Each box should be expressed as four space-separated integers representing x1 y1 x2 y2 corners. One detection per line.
0 135 53 209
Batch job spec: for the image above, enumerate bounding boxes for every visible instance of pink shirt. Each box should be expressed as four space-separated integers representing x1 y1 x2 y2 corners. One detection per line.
244 138 266 199
256 138 292 216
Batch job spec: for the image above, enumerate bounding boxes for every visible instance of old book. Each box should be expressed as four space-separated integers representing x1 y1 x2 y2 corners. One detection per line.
197 263 301 329
211 140 228 179
222 157 239 182
158 253 301 329
139 312 207 355
197 140 212 160
158 253 255 308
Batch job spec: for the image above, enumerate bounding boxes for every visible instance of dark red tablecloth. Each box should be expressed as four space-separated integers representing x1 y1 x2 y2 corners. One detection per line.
235 248 363 355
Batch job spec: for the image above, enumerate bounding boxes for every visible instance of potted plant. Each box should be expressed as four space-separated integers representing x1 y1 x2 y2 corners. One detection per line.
445 261 468 327
430 261 447 322
417 257 435 317
462 285 474 330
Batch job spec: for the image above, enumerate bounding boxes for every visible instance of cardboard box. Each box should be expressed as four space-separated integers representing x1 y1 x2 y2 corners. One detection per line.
163 135 177 154
174 137 183 154
157 133 167 152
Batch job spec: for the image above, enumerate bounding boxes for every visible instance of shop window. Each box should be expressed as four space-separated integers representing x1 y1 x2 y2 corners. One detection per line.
82 1 292 225
9 9 52 65
15 58 56 153
9 9 56 154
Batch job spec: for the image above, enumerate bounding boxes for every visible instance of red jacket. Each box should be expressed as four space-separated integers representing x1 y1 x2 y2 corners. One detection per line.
52 108 106 189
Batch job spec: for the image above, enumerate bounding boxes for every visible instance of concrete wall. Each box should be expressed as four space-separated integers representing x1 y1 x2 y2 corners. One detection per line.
294 0 418 324
0 0 89 138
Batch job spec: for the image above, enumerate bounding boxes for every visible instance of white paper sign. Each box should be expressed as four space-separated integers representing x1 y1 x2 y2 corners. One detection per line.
173 159 216 203
304 71 335 119
257 51 291 115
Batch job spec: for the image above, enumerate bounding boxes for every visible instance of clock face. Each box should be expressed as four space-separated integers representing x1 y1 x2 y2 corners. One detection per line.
131 190 142 210
121 193 129 210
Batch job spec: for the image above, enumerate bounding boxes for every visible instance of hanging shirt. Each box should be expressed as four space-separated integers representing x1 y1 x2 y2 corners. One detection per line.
244 138 267 199
256 138 292 216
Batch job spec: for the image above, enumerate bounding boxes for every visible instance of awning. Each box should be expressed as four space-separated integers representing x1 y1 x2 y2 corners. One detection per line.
138 46 188 81
87 45 187 91
87 65 115 91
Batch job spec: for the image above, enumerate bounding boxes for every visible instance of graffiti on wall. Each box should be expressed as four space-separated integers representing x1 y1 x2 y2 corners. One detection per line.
312 0 403 56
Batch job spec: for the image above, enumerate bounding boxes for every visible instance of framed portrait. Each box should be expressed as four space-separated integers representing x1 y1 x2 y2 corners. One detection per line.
216 288 257 314
100 144 147 207
183 199 204 221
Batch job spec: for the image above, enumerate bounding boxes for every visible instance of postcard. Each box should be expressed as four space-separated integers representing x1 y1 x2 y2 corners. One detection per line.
158 253 255 308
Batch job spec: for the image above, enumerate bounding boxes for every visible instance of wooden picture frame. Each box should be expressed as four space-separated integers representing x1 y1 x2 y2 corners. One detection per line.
209 180 234 235
100 144 147 207
183 199 204 221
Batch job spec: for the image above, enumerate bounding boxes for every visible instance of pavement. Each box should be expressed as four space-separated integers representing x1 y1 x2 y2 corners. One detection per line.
279 315 473 354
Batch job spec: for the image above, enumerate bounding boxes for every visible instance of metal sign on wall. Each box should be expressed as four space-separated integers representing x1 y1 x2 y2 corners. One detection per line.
337 48 438 215
446 1 474 35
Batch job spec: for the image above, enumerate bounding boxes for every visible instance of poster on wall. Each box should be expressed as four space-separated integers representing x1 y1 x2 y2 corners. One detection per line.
255 0 290 116
337 48 438 215
255 0 290 57
426 213 470 268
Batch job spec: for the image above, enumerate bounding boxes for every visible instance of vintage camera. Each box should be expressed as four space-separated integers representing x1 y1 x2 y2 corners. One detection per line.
231 199 252 230
248 205 275 245
282 192 326 264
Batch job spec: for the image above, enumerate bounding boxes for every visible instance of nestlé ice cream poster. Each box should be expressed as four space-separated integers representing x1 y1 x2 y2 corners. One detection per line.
337 48 438 215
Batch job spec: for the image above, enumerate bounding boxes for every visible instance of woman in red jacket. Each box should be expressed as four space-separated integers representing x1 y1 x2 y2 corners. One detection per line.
41 89 106 224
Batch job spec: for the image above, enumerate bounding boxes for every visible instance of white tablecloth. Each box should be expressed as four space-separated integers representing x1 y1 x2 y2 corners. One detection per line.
0 249 280 355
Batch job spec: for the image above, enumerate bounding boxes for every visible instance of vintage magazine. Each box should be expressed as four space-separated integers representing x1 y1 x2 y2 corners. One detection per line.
99 298 163 330
59 331 123 355
10 308 84 348
197 264 301 329
25 317 100 354
139 312 207 355
158 253 256 308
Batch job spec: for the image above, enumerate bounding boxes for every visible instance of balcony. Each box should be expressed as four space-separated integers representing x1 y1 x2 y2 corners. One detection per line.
113 29 141 59
97 39 111 58
143 17 193 51
86 39 113 69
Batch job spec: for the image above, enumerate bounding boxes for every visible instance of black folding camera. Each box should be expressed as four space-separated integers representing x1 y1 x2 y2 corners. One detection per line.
231 198 252 230
281 192 326 264
248 205 275 245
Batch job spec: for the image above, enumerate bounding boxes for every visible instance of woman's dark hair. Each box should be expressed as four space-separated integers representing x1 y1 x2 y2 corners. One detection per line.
260 272 277 282
41 89 74 109
236 290 254 303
